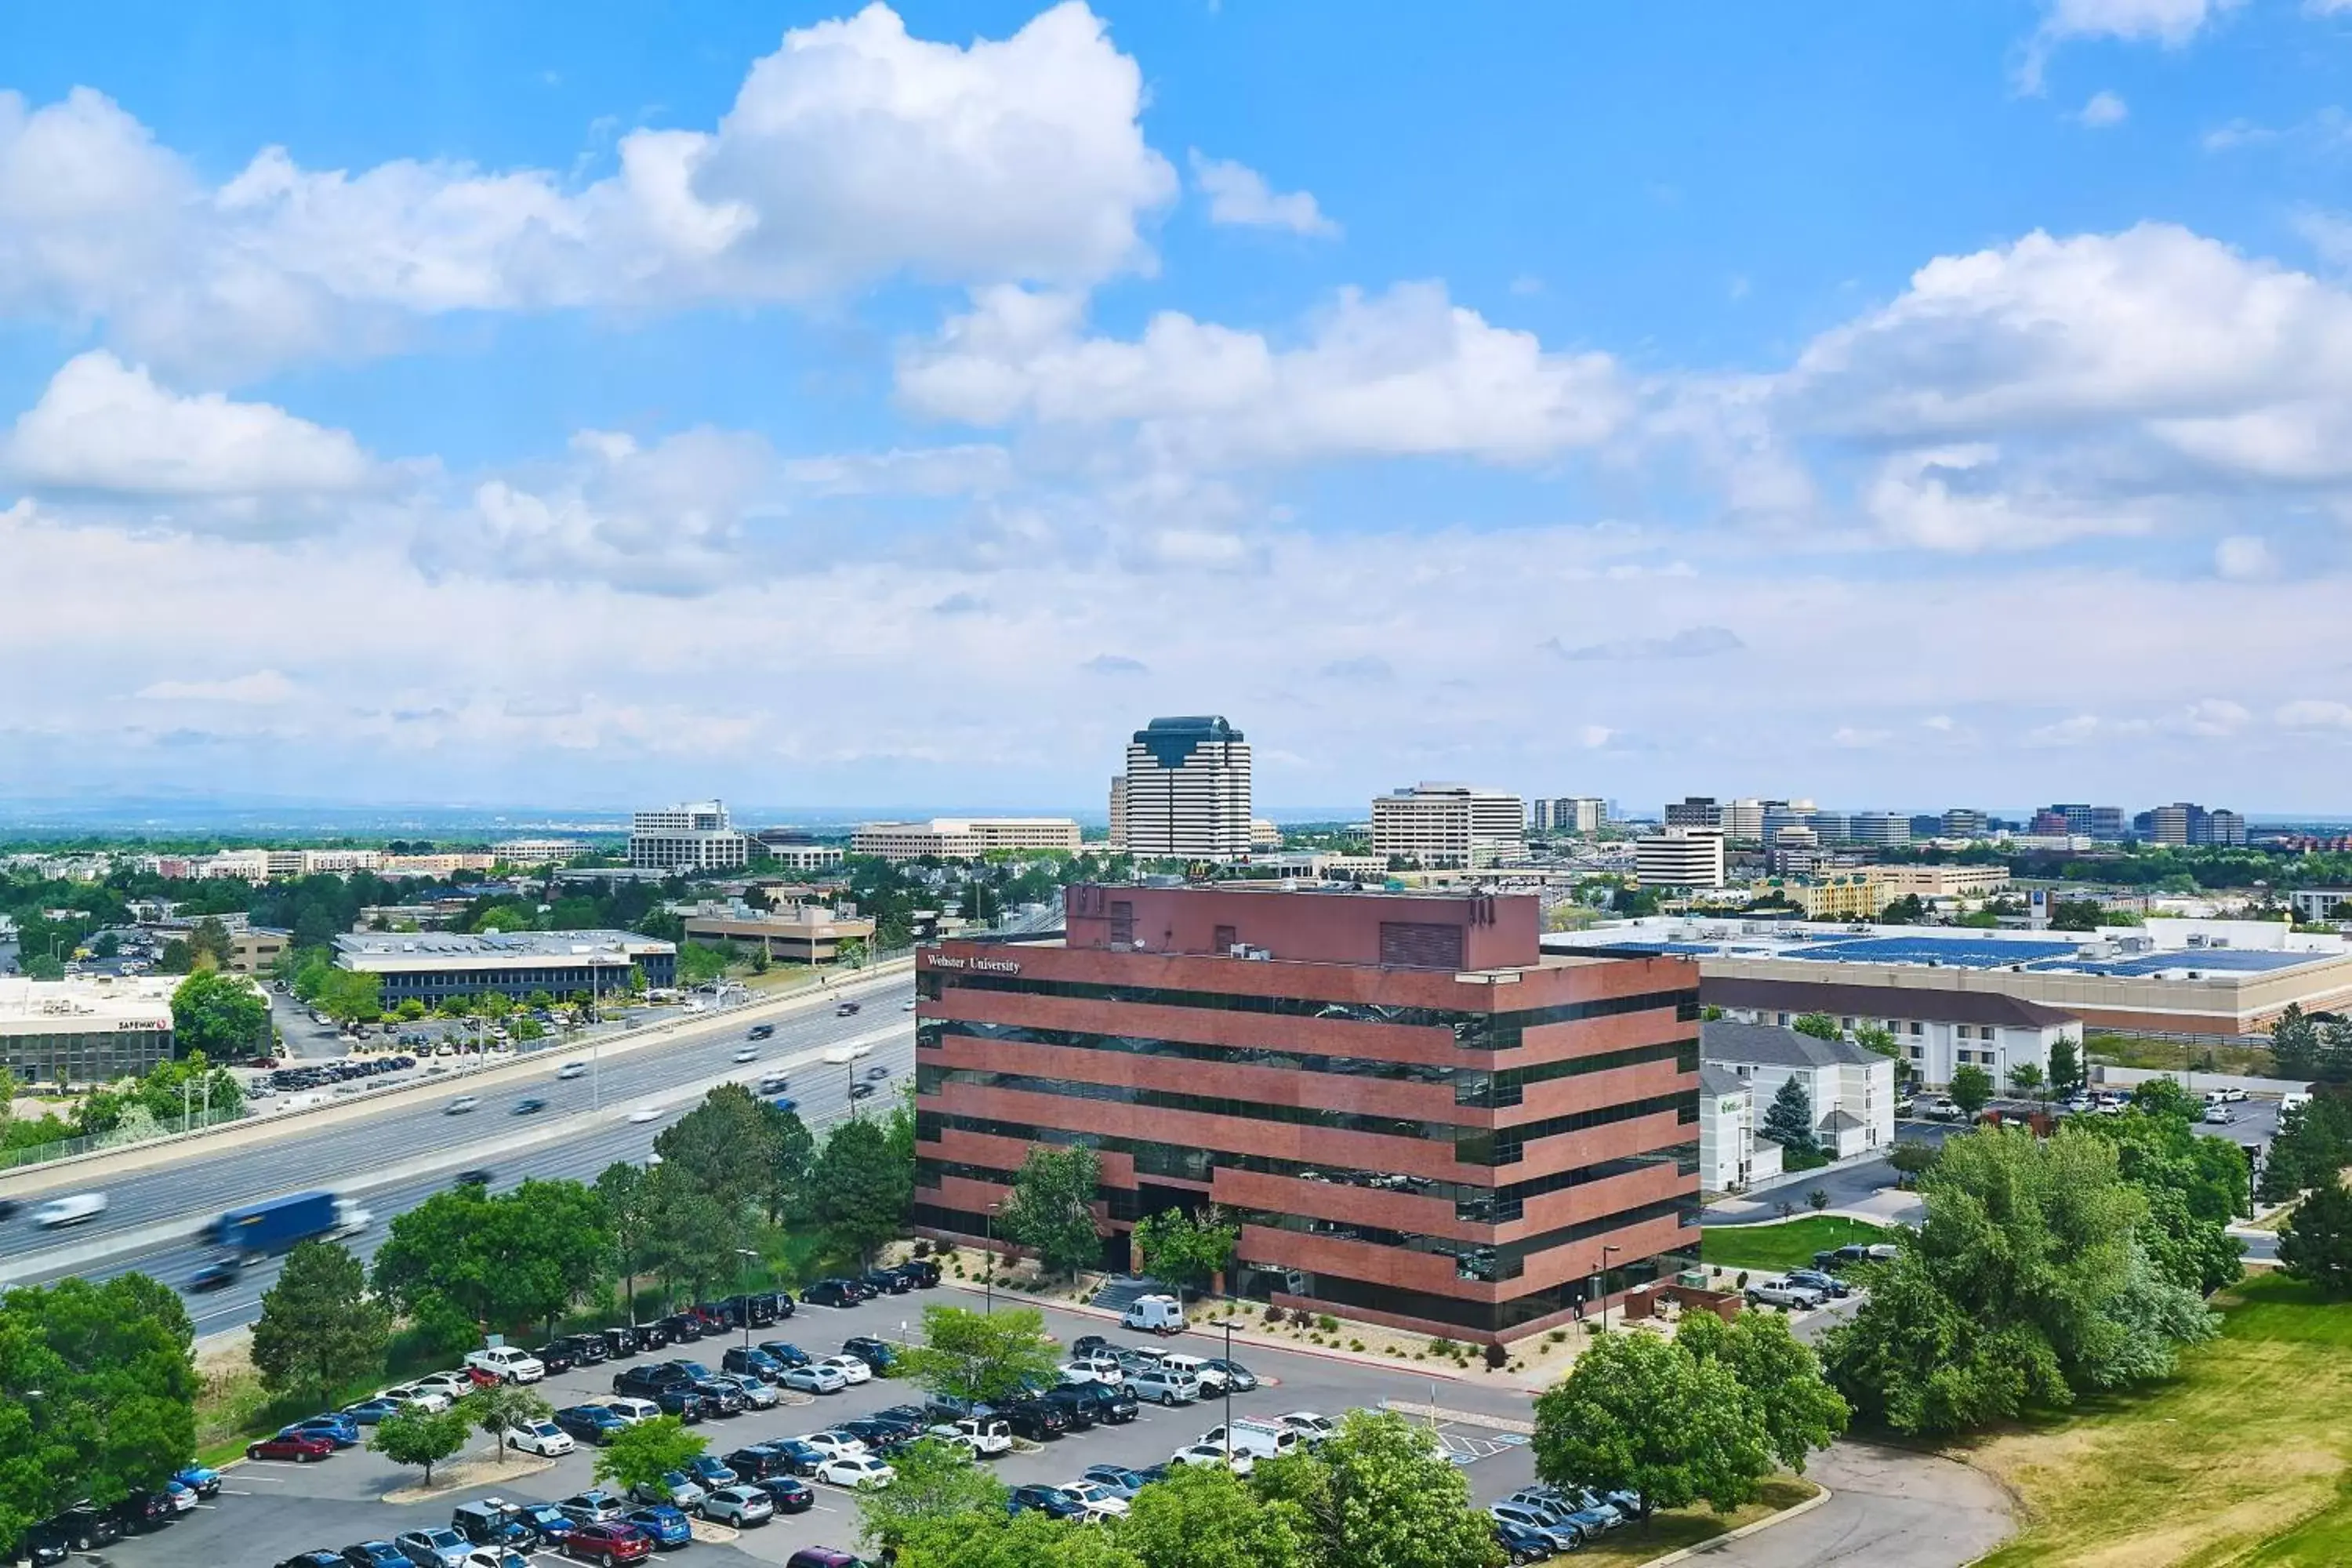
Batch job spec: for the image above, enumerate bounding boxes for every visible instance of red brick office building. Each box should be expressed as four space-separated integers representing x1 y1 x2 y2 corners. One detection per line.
913 882 1701 1344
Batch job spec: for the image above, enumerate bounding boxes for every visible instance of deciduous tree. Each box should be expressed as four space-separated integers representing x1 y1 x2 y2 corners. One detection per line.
810 1116 913 1270
370 1403 471 1487
1531 1330 1773 1520
1131 1207 1240 1293
2280 1178 2352 1298
1121 1461 1306 1568
1252 1409 1501 1566
1671 1311 1847 1473
169 970 270 1059
857 1438 1008 1555
998 1145 1102 1278
2048 1036 2085 1099
593 1415 706 1495
250 1240 390 1407
898 1305 1062 1406
1948 1064 1994 1117
460 1382 555 1464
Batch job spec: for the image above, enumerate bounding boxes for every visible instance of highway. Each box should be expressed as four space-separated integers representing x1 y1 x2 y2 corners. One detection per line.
0 970 916 1332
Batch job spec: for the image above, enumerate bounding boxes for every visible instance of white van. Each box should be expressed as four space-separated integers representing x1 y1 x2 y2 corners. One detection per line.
1122 1294 1187 1334
1197 1419 1298 1461
32 1192 107 1229
2281 1091 2314 1115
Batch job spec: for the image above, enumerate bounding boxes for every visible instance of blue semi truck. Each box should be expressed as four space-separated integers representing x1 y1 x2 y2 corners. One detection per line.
203 1191 372 1258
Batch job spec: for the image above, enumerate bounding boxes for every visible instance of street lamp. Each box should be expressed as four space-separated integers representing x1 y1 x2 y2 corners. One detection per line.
735 1247 759 1356
982 1200 1006 1316
1590 1243 1621 1329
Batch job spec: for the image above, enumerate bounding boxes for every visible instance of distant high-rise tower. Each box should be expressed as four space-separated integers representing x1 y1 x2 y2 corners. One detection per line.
1122 717 1252 860
1108 776 1128 851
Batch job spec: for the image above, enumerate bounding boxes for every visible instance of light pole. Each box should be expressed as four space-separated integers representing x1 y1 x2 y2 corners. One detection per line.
982 1201 1005 1316
1596 1243 1621 1328
735 1248 758 1356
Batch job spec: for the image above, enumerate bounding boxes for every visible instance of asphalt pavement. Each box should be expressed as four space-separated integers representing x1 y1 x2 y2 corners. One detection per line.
0 971 916 1321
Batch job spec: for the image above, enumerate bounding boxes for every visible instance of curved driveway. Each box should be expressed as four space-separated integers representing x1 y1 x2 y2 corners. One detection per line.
1693 1442 2012 1567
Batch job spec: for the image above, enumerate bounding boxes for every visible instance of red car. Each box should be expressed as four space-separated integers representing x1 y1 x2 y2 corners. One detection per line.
465 1365 502 1388
246 1432 336 1462
562 1523 652 1563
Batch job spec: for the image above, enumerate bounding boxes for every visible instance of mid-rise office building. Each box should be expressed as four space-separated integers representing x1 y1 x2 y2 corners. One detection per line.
913 882 1701 1343
1371 783 1526 868
1531 797 1608 836
491 838 588 867
1940 808 1987 838
1120 717 1253 861
679 901 877 964
1848 811 1911 848
332 930 677 1004
1663 797 1722 830
0 976 178 1085
2138 802 2248 848
2045 804 2126 841
1107 778 1129 850
1635 829 1726 889
1720 799 1767 843
851 818 1083 862
630 800 752 873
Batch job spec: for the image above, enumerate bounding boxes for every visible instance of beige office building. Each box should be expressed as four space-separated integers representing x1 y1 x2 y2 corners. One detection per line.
1371 783 1526 868
851 818 1082 861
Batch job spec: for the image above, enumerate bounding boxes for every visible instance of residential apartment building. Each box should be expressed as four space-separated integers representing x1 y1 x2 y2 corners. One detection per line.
1531 797 1609 836
1697 1065 1782 1193
332 930 678 1004
1371 783 1526 869
1635 829 1726 889
850 818 1083 861
913 882 1703 1344
1120 716 1254 861
629 800 752 873
490 839 588 866
2289 889 2352 924
1704 975 2078 1091
0 976 178 1085
1784 875 1885 920
1700 1019 1894 1160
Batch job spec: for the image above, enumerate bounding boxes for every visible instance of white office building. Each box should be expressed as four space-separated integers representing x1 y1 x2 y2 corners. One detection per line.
1120 716 1254 860
491 838 588 867
1532 796 1608 835
1371 783 1526 868
629 801 752 873
850 818 1083 861
1635 828 1726 889
1700 1019 1896 1160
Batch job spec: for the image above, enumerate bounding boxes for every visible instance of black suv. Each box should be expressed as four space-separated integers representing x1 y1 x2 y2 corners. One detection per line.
558 1333 609 1365
800 1277 866 1308
748 1023 775 1040
1036 1388 1098 1432
841 1336 898 1374
653 1386 707 1423
724 1444 796 1481
532 1341 576 1374
1059 1381 1138 1425
859 1268 912 1296
601 1326 641 1359
839 1417 915 1454
896 1258 942 1288
109 1492 173 1533
450 1501 536 1550
612 1361 695 1399
691 1378 747 1416
757 1340 811 1368
1004 1399 1069 1440
725 1290 789 1324
723 1346 784 1383
655 1312 705 1342
49 1507 119 1553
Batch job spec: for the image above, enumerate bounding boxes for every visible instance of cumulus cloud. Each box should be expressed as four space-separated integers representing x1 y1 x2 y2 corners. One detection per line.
0 4 1175 378
2277 699 2352 730
1189 151 1339 238
2019 0 2240 92
1543 626 1745 661
1080 653 1148 674
132 670 299 705
2078 90 2129 127
898 281 1627 467
1862 445 2147 551
2214 534 2276 579
2 351 381 500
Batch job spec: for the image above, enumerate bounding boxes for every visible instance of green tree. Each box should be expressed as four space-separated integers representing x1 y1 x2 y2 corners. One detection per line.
677 942 731 986
593 1414 706 1495
1948 1064 1995 1117
1122 1461 1307 1568
2279 1178 2352 1298
370 1403 471 1487
759 1104 817 1226
1531 1330 1773 1521
2008 1062 2046 1098
1671 1310 1848 1473
810 1116 914 1269
460 1381 555 1464
596 1161 658 1314
316 969 383 1026
370 1177 610 1337
2271 1004 2321 1081
169 970 270 1058
2261 1097 2352 1202
1254 1409 1502 1567
997 1145 1102 1278
0 1272 198 1535
895 1506 1139 1568
495 1178 613 1336
645 1163 740 1305
654 1083 771 1217
858 1438 1009 1555
249 1240 390 1408
187 916 235 971
898 1305 1063 1406
1791 1013 1840 1041
1131 1206 1240 1292
156 938 194 975
2049 1036 2085 1098
1758 1077 1817 1158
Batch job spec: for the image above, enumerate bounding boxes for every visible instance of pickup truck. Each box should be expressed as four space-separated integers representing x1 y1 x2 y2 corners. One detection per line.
465 1346 547 1384
1744 1281 1825 1310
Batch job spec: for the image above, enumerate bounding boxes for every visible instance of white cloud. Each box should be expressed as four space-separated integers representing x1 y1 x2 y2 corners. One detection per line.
2019 0 2240 92
132 670 298 705
2214 534 2276 579
1863 444 2147 550
2277 699 2352 729
1188 151 1338 238
2078 90 2129 127
1577 725 1617 749
898 281 1627 467
2202 118 2275 151
2 350 383 500
0 4 1176 378
1831 726 1893 748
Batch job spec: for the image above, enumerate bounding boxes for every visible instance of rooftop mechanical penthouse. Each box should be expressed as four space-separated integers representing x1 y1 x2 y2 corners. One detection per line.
913 882 1702 1344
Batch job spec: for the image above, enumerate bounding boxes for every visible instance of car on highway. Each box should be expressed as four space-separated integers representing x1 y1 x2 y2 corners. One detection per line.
748 1022 775 1040
835 1001 861 1016
512 1098 548 1116
31 1192 107 1228
190 1254 244 1292
902 999 916 1011
454 1169 493 1189
445 1096 480 1115
733 1047 759 1063
626 1108 662 1123
557 1062 588 1080
848 1081 876 1100
815 1454 895 1490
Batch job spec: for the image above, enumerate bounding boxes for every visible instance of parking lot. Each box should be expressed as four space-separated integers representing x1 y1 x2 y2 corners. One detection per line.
91 1289 1544 1566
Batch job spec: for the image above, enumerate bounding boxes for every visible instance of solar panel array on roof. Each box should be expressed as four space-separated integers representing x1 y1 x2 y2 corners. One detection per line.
2027 948 2324 977
1779 937 2082 968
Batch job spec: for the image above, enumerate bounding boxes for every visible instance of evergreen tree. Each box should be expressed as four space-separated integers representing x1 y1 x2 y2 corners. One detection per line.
251 1240 390 1408
1759 1077 1818 1156
2279 1179 2352 1298
2270 1004 2320 1081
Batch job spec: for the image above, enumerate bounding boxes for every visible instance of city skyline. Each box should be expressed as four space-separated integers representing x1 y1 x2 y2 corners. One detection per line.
5 3 2352 808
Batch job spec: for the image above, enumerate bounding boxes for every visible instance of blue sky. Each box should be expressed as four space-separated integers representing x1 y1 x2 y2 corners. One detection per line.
3 1 2351 815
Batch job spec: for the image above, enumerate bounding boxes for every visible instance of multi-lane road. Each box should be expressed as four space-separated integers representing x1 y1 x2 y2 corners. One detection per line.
0 970 916 1336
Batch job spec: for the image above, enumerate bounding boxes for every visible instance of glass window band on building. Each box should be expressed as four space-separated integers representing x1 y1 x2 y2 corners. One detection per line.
919 1020 1696 1104
920 969 1698 1046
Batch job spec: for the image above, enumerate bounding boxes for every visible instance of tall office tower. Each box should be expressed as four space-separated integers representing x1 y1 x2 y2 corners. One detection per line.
1941 808 1987 838
1664 797 1723 829
1122 716 1254 860
1722 799 1766 843
2202 809 2248 847
629 800 751 872
1108 776 1128 850
1560 797 1608 834
1530 799 1554 833
1811 811 1853 842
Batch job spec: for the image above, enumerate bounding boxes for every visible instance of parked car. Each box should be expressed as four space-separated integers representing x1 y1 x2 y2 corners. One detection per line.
690 1378 747 1416
531 1342 577 1375
605 1398 662 1425
652 1387 706 1423
557 1333 610 1365
896 1258 942 1287
758 1439 830 1477
688 1455 740 1490
1746 1281 1826 1310
630 1472 706 1511
816 1454 896 1490
449 1501 538 1551
724 1373 780 1409
250 1432 337 1462
1168 1441 1254 1475
798 1431 869 1462
818 1354 873 1387
1784 1268 1851 1300
654 1312 705 1343
722 1346 784 1382
284 1412 362 1446
701 1486 775 1527
841 1336 899 1374
619 1506 691 1551
783 1363 848 1394
554 1492 626 1526
1007 1485 1088 1520
757 1340 813 1367
601 1327 643 1359
1056 1480 1131 1519
558 1523 652 1564
1197 1418 1299 1461
393 1526 473 1567
174 1465 223 1499
108 1491 174 1533
800 1277 865 1308
1004 1399 1069 1440
753 1476 817 1514
510 1504 576 1547
1130 1365 1201 1406
1079 1464 1158 1499
1275 1411 1337 1445
613 1363 695 1399
1121 1294 1187 1334
506 1420 577 1457
466 1345 547 1384
1490 1503 1583 1554
858 1267 910 1296
929 1416 1014 1456
343 1543 411 1568
1199 1358 1258 1392
46 1505 120 1553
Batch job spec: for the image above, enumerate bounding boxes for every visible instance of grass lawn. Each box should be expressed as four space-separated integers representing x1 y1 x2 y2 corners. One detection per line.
1965 1272 2352 1567
1569 1479 1818 1566
1699 1216 1890 1273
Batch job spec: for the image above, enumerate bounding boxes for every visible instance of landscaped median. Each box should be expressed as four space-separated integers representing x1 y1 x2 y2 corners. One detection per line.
1960 1272 2352 1566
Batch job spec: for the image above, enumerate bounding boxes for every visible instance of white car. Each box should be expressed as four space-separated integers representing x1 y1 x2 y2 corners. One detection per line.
380 1382 455 1413
733 1047 759 1063
782 1363 848 1394
816 1454 896 1490
927 1417 1012 1457
557 1062 588 1080
505 1420 575 1457
605 1397 661 1425
625 1107 662 1123
1169 1442 1254 1476
901 999 917 1011
2205 1086 2249 1104
31 1192 107 1229
414 1371 477 1401
1056 1481 1131 1519
1276 1411 1337 1445
724 1374 779 1409
445 1096 481 1115
799 1431 868 1461
465 1346 546 1384
818 1354 873 1386
1065 1352 1125 1385
1122 1294 1187 1334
